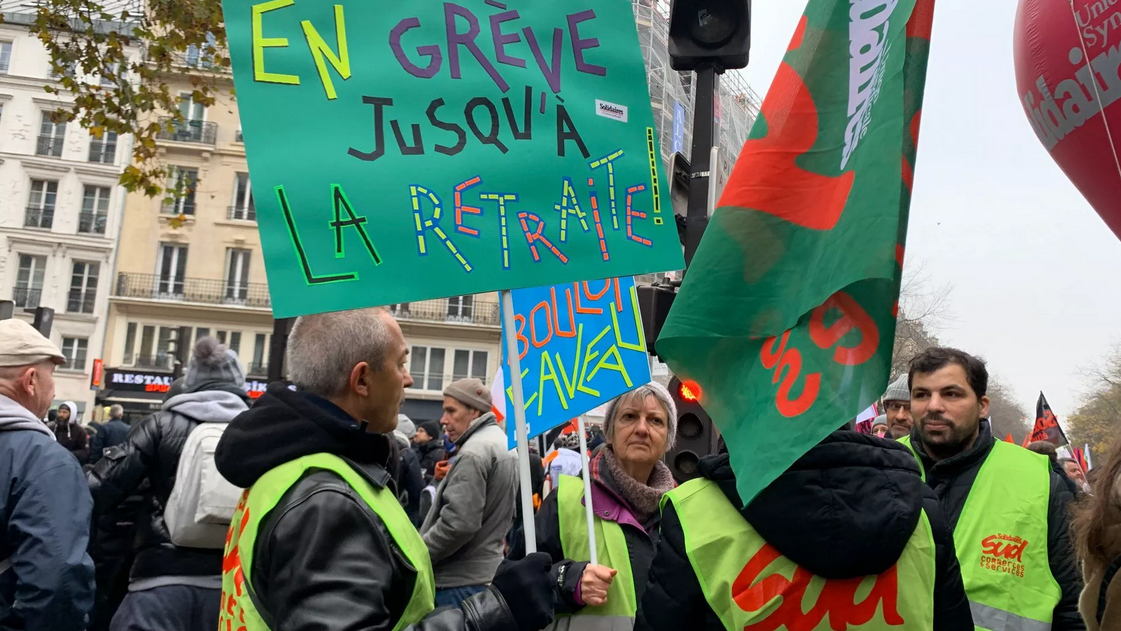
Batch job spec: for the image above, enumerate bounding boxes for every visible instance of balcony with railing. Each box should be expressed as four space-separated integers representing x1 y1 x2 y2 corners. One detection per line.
12 287 41 309
78 212 108 234
24 207 53 229
114 272 271 309
36 135 64 157
388 297 500 327
67 289 96 314
247 361 269 376
156 118 217 145
227 205 256 222
88 138 116 164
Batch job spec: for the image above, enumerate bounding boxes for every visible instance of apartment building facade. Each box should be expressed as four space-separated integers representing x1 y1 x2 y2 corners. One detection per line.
0 15 134 419
98 52 273 419
97 54 500 421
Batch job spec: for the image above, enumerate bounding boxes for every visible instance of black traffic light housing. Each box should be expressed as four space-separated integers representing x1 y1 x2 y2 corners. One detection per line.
665 376 720 483
668 0 752 72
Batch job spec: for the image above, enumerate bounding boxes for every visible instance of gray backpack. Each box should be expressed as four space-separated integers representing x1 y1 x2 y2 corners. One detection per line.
164 422 242 548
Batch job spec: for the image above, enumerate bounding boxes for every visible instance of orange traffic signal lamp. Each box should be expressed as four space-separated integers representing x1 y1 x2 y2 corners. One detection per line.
678 379 702 402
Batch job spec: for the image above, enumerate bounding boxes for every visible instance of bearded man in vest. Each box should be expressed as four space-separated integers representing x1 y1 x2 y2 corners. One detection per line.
900 347 1084 631
637 421 975 631
214 308 556 631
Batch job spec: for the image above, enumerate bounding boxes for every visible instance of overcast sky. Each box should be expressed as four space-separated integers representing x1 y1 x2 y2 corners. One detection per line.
737 1 1121 418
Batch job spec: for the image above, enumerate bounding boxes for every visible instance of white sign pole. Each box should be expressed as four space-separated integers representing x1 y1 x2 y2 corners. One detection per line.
577 415 599 566
501 289 536 554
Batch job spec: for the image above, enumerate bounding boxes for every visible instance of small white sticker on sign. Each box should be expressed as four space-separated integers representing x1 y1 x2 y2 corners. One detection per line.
595 100 628 123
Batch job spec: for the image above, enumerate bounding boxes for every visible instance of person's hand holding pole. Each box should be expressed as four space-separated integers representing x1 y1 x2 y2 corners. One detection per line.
580 564 617 606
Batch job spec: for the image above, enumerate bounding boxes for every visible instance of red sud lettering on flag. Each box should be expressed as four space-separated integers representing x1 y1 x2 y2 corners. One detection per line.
759 290 880 418
979 534 1029 579
219 491 252 631
733 543 904 630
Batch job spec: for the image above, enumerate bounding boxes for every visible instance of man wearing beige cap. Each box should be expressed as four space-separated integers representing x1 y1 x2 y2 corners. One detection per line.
421 378 518 608
0 319 95 630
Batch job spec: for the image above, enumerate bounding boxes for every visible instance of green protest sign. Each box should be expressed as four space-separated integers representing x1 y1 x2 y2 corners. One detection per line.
222 0 684 317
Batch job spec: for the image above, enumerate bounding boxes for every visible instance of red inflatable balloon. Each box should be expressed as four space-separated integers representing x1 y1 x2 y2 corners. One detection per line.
1014 0 1121 241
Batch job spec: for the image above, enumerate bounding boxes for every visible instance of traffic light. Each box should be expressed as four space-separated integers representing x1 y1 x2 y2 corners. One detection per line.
32 307 54 336
668 0 752 72
665 376 720 483
636 284 676 358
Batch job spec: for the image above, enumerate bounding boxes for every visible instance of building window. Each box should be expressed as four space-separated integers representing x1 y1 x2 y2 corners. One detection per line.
79 185 110 234
453 350 489 383
61 337 88 370
164 167 198 215
225 248 251 302
25 180 58 229
252 333 267 374
67 261 99 314
229 331 241 354
179 92 205 123
447 296 474 322
136 325 154 367
89 131 117 164
157 327 172 366
99 61 121 87
230 172 255 221
37 113 66 157
14 254 46 308
0 41 11 74
216 330 227 345
157 243 188 295
235 127 243 143
123 322 137 364
195 327 210 341
410 345 446 392
49 59 76 80
185 32 217 68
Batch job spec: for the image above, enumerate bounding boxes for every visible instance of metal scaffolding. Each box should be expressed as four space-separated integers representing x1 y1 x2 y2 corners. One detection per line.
632 0 761 193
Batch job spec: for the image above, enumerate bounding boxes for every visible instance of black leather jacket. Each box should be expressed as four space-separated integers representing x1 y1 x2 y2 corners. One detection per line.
87 408 223 580
215 383 523 631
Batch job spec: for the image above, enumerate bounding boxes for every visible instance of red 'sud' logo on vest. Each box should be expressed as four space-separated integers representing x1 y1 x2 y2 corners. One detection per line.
733 543 904 631
979 534 1028 578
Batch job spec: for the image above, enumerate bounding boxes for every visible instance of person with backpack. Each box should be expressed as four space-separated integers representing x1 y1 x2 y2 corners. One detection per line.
88 337 250 631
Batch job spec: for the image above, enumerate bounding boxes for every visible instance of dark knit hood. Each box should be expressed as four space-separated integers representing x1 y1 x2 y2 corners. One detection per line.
701 430 925 579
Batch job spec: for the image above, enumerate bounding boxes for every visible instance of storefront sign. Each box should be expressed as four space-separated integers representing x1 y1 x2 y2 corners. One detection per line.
90 359 104 390
105 368 175 393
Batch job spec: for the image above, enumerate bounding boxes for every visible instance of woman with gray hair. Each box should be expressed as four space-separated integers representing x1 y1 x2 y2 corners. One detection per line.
508 382 677 630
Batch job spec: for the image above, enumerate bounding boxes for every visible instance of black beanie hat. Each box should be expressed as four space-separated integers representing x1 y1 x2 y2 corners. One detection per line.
418 420 441 439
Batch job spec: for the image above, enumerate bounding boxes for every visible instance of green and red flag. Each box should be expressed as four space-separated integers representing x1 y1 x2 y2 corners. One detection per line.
657 0 937 504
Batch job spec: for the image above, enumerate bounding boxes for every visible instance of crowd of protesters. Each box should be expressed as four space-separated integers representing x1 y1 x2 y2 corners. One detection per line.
1 310 1119 630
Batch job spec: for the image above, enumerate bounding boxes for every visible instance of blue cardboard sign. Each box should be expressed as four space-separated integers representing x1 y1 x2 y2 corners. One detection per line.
501 276 651 448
